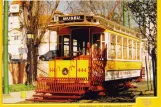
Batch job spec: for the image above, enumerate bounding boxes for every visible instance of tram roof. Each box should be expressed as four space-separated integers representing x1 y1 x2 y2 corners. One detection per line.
48 14 141 38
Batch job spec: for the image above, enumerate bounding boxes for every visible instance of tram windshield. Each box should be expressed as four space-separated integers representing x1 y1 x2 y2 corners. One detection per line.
57 28 89 58
56 26 106 59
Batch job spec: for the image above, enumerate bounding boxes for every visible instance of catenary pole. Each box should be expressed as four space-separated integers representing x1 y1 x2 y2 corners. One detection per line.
122 0 127 27
3 0 9 94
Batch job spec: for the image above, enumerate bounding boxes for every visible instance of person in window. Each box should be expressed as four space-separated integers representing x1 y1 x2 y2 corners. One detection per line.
86 42 90 55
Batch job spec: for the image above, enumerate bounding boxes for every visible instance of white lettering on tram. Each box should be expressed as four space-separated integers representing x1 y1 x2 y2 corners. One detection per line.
63 16 81 21
105 70 140 81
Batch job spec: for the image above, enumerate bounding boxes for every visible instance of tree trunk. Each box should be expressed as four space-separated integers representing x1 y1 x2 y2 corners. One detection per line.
151 47 157 96
26 38 39 85
27 39 34 85
33 46 38 81
152 56 156 96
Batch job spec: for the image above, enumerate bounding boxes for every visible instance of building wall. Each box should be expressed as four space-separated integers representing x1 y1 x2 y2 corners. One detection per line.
8 3 27 84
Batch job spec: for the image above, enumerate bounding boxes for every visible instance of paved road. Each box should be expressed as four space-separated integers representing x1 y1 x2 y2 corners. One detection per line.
3 91 34 104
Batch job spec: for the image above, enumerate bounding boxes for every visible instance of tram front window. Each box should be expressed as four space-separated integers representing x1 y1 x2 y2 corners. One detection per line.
72 36 87 56
58 31 88 58
71 29 89 56
58 35 70 57
92 34 101 50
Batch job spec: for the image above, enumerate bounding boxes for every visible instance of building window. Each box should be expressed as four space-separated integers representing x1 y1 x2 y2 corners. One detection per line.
14 36 19 40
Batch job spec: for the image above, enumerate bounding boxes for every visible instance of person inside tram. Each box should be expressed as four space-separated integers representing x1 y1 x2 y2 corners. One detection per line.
86 42 90 55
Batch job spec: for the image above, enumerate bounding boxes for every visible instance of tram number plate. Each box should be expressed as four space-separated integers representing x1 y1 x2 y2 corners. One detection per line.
105 70 140 81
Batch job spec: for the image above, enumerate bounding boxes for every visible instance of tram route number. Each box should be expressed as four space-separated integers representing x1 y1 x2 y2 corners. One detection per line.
77 68 86 72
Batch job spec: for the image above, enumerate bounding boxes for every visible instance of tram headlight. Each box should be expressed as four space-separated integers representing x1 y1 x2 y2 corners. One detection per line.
62 68 69 75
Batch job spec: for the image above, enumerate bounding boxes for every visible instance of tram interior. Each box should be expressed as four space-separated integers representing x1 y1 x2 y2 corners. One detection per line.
57 27 105 59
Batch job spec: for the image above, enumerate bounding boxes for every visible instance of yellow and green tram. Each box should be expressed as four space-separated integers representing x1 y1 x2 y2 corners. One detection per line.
30 14 143 102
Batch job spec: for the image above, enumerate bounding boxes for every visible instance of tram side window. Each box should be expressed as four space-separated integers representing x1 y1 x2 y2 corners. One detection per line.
82 41 86 55
137 42 140 60
133 41 136 60
101 33 105 51
128 39 132 60
76 40 86 55
117 36 122 59
110 34 116 59
73 39 77 56
123 38 127 59
92 33 101 50
64 36 70 56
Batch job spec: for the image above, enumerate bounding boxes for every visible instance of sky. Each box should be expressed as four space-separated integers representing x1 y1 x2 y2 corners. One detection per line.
57 1 68 14
8 0 138 28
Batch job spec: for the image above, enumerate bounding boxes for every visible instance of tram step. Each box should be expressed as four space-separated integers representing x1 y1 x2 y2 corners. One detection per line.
33 94 81 99
35 90 86 95
26 98 73 102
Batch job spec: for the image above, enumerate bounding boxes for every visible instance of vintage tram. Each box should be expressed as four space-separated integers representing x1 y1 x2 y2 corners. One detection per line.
29 14 143 102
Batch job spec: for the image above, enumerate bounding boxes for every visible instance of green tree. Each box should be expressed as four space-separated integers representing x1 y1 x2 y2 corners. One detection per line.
127 0 157 96
22 0 60 85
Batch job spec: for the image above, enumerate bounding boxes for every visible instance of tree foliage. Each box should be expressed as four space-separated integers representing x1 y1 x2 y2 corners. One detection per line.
22 0 60 45
127 0 157 96
127 0 157 46
21 0 60 84
66 0 123 24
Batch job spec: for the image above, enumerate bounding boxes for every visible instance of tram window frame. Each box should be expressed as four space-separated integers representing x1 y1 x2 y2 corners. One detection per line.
82 41 86 55
72 36 86 56
92 33 101 50
101 33 105 51
64 36 70 57
109 34 116 59
128 39 132 60
116 36 122 59
73 39 77 56
137 42 140 60
133 41 137 60
123 37 127 60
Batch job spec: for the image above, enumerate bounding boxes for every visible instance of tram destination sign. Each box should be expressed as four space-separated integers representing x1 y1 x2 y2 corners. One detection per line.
59 15 84 23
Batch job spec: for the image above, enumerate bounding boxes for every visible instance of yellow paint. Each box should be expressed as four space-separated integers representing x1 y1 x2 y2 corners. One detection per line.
104 29 141 41
77 60 89 79
20 91 26 98
48 60 55 77
49 60 88 80
106 60 142 70
0 1 160 106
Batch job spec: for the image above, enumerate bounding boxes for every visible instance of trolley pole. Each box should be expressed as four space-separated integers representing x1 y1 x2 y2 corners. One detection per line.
122 0 127 27
3 0 9 94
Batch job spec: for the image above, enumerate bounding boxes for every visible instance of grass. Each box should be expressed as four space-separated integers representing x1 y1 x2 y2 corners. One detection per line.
9 84 36 92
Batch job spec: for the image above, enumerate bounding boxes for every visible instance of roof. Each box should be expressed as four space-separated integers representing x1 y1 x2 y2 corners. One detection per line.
11 1 23 6
54 10 63 15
